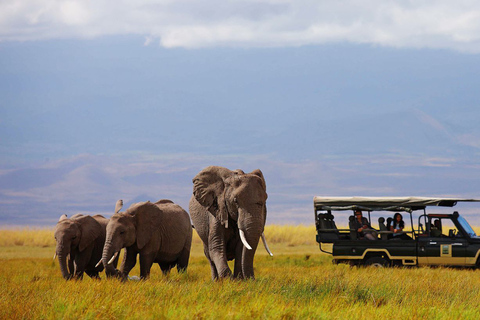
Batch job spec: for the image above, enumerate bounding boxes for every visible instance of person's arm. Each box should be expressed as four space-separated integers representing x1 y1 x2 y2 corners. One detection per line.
394 221 404 233
355 220 364 233
364 218 372 229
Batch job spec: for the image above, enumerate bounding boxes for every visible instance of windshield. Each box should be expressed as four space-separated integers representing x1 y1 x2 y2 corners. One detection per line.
457 216 478 237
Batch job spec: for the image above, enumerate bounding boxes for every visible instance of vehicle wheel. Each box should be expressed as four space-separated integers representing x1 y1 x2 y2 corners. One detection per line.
365 256 389 267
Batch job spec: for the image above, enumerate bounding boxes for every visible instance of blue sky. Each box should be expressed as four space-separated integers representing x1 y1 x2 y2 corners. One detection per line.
1 1 480 226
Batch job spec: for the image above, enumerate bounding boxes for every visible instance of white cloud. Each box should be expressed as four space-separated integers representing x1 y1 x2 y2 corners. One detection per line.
59 1 91 26
1 0 480 52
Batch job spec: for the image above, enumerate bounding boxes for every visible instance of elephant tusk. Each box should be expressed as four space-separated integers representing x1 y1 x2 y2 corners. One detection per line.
261 233 273 257
239 229 252 250
95 259 103 268
108 251 119 265
53 252 57 260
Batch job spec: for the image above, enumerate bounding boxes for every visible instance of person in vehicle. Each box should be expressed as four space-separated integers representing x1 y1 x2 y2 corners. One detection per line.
354 210 377 240
390 212 411 240
430 219 442 237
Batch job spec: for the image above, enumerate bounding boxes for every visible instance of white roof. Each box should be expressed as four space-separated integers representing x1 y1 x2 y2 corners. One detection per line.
313 196 480 212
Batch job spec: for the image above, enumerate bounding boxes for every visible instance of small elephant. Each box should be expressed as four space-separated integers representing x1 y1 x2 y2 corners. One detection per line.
54 213 117 280
189 166 272 280
102 199 192 280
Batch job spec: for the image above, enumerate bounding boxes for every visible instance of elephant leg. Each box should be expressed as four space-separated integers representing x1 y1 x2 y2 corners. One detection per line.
159 262 174 275
203 245 218 280
120 248 137 280
139 252 155 280
209 250 231 279
233 241 244 279
176 247 190 273
208 220 232 279
209 260 219 280
74 246 95 280
73 267 84 280
85 270 101 280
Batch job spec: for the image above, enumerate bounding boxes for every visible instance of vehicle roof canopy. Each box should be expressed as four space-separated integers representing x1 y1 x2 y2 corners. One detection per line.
313 196 480 213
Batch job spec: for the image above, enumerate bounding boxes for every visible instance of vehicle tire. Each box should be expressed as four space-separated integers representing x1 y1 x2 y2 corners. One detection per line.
365 256 389 267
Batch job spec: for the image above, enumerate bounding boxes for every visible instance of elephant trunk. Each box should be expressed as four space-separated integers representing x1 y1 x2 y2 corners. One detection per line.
56 243 72 280
238 215 264 279
102 241 119 277
241 235 260 279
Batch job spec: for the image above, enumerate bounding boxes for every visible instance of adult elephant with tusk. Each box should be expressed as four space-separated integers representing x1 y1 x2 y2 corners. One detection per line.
54 213 118 280
102 199 192 280
189 166 273 281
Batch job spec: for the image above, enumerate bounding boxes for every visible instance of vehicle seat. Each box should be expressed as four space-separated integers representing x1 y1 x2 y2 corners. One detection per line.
349 216 357 240
317 217 327 230
378 217 388 240
325 214 337 230
386 217 393 230
317 213 339 240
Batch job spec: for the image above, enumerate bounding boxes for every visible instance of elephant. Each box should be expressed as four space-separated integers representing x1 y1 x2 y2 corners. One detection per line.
189 166 273 280
102 199 192 280
54 213 117 280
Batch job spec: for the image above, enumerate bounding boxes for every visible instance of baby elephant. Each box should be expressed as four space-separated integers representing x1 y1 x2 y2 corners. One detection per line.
54 214 117 280
102 199 192 280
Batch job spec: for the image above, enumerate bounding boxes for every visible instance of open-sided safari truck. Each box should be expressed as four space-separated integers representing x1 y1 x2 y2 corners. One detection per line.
315 197 480 267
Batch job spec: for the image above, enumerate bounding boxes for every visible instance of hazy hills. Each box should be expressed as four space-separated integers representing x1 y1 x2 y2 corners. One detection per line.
1 109 480 226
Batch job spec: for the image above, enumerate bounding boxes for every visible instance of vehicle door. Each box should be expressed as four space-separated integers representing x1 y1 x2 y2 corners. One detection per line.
419 218 466 266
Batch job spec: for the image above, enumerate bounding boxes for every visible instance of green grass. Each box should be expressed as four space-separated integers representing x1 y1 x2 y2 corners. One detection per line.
1 226 480 319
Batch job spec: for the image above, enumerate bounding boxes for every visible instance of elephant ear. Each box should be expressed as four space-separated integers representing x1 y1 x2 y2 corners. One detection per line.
250 169 267 194
115 200 123 213
75 215 102 252
132 202 163 250
250 169 268 226
192 166 232 226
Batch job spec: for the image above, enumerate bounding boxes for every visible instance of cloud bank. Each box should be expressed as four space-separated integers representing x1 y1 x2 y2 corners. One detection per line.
1 1 480 52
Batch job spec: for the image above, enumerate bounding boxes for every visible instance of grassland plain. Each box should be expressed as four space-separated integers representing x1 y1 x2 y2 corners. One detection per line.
1 225 480 319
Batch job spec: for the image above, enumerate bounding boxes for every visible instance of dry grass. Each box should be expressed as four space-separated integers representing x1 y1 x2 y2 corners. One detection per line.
0 225 316 248
0 228 55 247
1 226 480 319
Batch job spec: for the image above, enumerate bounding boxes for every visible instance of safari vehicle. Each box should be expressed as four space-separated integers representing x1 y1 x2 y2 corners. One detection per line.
314 197 480 267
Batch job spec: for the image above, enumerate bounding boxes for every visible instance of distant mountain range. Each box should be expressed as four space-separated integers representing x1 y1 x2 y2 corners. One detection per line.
1 109 480 226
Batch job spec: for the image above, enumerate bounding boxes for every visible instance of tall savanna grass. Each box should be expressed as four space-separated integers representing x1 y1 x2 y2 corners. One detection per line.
0 225 316 248
1 226 480 319
264 225 317 246
0 228 54 247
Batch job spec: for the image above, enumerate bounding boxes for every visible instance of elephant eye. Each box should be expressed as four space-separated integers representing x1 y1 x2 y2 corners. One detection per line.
120 231 125 235
72 236 77 240
256 202 264 207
